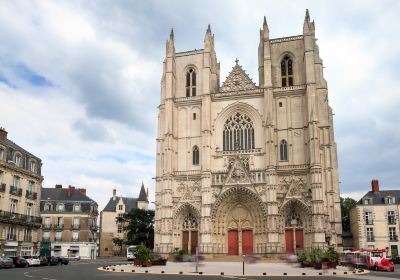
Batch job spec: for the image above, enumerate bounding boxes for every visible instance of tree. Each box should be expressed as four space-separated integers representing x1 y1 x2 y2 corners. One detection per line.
116 208 155 248
112 237 124 256
341 197 356 232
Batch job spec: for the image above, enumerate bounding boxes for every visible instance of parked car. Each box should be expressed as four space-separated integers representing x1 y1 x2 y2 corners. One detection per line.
39 256 49 266
0 257 15 268
23 256 41 267
10 256 28 268
47 256 59 266
58 257 69 265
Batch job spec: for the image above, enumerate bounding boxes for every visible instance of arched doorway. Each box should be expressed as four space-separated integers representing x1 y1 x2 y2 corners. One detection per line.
212 186 267 255
174 204 200 255
280 199 311 254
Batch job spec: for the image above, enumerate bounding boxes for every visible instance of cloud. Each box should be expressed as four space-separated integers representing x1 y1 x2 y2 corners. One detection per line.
0 0 399 211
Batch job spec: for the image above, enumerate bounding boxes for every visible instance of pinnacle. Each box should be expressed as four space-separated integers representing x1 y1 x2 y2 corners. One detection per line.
207 24 212 34
305 9 310 22
169 28 174 40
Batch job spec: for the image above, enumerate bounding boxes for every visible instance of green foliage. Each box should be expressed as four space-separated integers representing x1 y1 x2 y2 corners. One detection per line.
311 247 323 264
324 246 339 262
134 244 153 261
115 208 155 248
340 197 356 232
297 251 306 262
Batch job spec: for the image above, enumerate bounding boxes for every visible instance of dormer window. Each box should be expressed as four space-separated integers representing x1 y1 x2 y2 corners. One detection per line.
73 204 81 212
386 197 395 204
14 154 21 167
363 198 372 205
44 204 51 212
118 205 123 211
185 68 196 97
0 147 4 161
30 161 36 173
57 204 65 212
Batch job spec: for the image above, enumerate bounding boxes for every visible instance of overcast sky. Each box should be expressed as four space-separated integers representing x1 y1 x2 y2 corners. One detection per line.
1 0 399 210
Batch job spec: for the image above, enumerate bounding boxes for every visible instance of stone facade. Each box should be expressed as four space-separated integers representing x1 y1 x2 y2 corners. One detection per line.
40 185 99 259
0 127 42 256
154 11 342 256
99 185 148 257
350 180 399 257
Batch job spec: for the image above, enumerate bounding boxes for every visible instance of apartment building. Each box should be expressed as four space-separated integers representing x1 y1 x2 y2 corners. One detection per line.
0 127 43 256
40 185 99 259
350 179 399 257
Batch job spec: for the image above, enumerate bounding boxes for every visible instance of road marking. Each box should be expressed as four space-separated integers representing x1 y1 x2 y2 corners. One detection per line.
24 272 34 278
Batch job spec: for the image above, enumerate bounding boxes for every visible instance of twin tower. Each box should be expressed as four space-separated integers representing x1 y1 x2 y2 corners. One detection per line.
154 10 342 256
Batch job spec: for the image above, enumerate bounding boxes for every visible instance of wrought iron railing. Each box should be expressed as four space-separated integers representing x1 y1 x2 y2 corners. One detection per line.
9 186 22 196
25 190 38 200
389 234 398 241
7 234 16 241
0 210 42 226
72 224 80 230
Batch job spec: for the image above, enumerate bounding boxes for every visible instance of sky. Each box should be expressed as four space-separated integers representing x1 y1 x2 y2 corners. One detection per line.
0 0 399 210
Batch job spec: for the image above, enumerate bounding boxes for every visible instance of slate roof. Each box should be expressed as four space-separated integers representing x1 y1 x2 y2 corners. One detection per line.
0 138 41 161
138 183 148 202
41 188 95 202
356 190 400 205
103 197 138 212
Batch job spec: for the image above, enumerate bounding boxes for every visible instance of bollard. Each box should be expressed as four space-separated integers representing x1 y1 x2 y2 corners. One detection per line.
121 269 124 272
344 271 347 274
333 272 336 275
302 272 306 275
161 271 165 273
319 272 322 275
112 269 115 271
131 270 135 272
283 272 287 275
145 270 148 273
179 271 183 274
199 272 203 275
263 272 266 276
221 272 224 275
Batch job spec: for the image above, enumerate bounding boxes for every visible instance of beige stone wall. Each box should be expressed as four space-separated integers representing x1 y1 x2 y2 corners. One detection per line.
350 203 399 256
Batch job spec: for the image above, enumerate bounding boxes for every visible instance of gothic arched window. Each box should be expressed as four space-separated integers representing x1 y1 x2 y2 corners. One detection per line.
223 112 255 151
281 55 293 87
280 140 288 161
186 68 196 97
192 146 199 165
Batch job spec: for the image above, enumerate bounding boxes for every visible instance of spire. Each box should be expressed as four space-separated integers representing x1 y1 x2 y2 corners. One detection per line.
138 182 148 202
260 16 269 39
166 28 175 56
303 9 311 34
204 24 213 50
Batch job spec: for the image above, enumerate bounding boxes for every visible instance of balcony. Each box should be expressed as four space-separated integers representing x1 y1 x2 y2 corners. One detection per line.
9 186 22 197
43 224 52 230
389 235 398 242
365 220 374 225
42 237 50 242
72 224 80 230
25 190 38 200
7 234 16 241
72 238 79 242
55 224 64 230
388 218 397 225
0 183 5 192
0 210 42 227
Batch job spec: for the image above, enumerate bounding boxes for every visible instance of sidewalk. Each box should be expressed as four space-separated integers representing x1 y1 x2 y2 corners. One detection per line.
100 261 368 276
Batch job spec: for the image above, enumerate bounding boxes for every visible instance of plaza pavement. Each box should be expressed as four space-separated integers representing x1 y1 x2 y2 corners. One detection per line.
100 261 368 276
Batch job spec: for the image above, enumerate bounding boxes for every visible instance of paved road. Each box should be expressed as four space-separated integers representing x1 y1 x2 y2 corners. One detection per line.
0 260 399 280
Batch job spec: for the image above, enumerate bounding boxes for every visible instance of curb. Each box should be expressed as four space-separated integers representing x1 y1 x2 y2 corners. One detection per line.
98 264 369 277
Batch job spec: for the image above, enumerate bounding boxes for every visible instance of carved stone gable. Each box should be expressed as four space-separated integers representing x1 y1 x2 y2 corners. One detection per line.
220 60 257 92
281 174 306 199
224 155 252 185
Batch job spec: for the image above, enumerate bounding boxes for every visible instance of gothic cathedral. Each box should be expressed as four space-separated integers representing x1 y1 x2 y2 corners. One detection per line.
155 11 342 256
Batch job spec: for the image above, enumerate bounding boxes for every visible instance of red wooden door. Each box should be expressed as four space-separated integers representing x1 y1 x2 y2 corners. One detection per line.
242 230 253 255
285 229 293 254
295 229 304 251
228 230 239 255
182 231 189 252
190 231 198 255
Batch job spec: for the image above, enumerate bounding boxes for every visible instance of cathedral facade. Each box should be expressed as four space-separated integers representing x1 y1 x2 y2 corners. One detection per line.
154 11 342 256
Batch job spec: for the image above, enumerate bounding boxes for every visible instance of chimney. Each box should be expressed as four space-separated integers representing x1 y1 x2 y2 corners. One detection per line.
78 188 86 196
67 185 75 198
0 127 7 140
55 184 63 189
371 179 379 193
113 189 116 200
